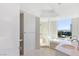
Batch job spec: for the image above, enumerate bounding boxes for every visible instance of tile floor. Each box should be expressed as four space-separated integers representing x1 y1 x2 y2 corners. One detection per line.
24 47 57 56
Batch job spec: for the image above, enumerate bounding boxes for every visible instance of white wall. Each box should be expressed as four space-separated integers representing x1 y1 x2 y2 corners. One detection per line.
72 17 79 38
50 21 57 39
24 12 40 55
0 4 20 56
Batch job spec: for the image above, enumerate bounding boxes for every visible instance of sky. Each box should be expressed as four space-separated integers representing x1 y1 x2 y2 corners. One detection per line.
57 17 71 31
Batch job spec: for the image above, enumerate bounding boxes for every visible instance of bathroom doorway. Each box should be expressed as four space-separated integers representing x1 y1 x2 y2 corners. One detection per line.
20 12 24 56
40 18 50 48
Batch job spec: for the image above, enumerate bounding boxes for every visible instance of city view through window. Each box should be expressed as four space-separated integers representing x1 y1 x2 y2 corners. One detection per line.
57 17 72 38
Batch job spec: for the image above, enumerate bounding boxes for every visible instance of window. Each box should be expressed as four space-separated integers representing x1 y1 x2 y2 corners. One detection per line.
57 17 72 38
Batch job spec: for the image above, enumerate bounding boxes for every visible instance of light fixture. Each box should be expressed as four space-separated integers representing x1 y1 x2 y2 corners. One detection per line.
58 3 62 5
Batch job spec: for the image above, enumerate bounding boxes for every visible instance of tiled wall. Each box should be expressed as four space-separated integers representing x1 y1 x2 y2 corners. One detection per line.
0 4 20 56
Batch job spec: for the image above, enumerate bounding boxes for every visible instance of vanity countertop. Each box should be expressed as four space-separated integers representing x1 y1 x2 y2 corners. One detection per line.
55 43 79 56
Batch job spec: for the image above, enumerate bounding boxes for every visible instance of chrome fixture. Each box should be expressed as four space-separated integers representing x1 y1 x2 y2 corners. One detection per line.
71 39 79 46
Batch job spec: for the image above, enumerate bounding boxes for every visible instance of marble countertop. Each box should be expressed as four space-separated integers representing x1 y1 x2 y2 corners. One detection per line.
55 42 79 56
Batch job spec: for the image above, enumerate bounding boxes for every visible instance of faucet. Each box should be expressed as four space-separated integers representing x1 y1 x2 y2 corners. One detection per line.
71 36 79 50
71 39 79 46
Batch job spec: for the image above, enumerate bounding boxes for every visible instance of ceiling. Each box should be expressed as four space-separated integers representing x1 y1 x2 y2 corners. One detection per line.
20 3 79 18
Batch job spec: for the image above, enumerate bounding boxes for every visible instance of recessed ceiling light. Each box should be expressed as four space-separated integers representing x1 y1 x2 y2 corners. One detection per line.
58 3 62 5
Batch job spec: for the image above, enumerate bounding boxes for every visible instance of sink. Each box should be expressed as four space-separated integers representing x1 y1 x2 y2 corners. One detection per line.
61 44 76 49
